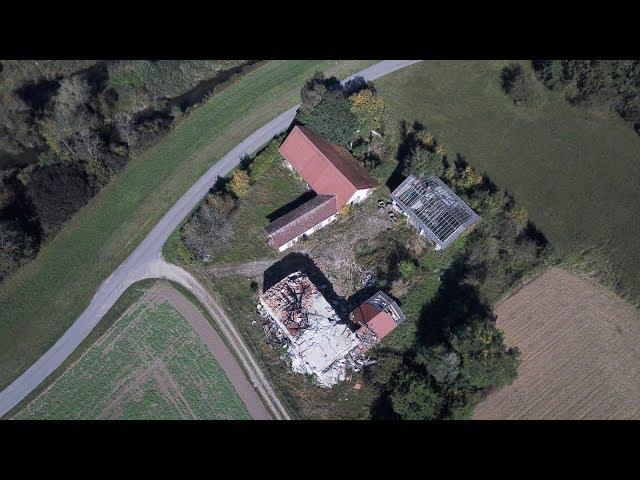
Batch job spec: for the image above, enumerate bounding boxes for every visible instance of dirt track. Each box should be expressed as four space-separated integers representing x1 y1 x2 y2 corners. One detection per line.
147 283 270 420
474 267 640 420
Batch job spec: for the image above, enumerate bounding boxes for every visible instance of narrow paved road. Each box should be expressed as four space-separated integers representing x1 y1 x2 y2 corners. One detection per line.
0 60 422 419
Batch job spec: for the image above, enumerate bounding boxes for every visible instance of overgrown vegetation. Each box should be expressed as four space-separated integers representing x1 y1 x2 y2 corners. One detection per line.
532 60 640 135
174 70 551 419
355 154 548 418
0 60 257 281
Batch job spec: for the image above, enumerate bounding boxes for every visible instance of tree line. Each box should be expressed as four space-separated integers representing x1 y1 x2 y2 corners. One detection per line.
0 60 256 281
501 60 640 135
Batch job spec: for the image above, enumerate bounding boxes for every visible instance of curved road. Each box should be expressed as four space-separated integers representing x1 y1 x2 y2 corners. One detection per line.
0 60 422 419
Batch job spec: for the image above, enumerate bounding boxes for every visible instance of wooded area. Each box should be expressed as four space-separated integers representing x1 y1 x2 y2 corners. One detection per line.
0 60 256 280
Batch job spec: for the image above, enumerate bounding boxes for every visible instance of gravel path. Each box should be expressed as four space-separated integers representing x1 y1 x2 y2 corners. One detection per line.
149 283 270 420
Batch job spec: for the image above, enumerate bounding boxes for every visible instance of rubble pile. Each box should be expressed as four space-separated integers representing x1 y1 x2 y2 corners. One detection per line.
258 271 363 387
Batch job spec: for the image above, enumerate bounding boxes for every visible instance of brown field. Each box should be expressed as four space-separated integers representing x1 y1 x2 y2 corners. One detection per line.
474 267 640 420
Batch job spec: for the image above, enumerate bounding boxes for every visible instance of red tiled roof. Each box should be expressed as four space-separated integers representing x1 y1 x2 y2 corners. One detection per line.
278 125 378 208
265 195 338 248
353 303 398 340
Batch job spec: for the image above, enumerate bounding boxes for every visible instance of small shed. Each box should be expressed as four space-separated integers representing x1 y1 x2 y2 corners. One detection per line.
352 291 405 349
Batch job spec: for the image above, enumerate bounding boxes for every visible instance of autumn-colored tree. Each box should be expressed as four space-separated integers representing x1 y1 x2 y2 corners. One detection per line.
415 129 434 147
228 170 250 198
350 88 385 133
206 191 236 214
455 165 483 190
435 144 447 157
508 206 529 230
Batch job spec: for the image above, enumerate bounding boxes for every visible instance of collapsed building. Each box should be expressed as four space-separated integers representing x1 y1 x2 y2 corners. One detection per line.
258 271 404 387
390 175 480 250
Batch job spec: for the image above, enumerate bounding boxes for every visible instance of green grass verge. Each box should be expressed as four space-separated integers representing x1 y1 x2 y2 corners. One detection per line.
13 287 249 419
376 60 640 306
0 60 374 390
3 278 158 419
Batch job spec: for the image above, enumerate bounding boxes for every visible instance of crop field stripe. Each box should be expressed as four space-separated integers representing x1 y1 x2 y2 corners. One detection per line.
473 267 640 420
14 284 252 420
0 60 374 390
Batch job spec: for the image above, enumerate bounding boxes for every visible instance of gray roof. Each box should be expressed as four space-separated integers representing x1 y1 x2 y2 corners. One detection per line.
390 176 479 249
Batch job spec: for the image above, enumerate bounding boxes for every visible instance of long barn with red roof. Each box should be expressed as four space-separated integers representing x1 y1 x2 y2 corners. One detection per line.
265 125 379 252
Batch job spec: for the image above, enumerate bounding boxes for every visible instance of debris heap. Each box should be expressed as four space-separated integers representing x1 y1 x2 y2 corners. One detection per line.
258 271 360 387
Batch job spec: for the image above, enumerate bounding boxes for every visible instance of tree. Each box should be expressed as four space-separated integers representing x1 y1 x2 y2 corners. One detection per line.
299 72 341 113
350 88 385 133
227 169 250 198
402 144 444 178
450 315 520 390
23 163 99 238
0 176 15 210
500 63 543 109
416 345 460 385
297 85 357 146
390 369 444 420
182 199 235 262
0 218 36 279
454 165 483 191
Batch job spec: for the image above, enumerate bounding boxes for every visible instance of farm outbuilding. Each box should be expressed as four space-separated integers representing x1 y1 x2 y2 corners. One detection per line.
264 125 379 252
390 175 479 250
352 291 405 351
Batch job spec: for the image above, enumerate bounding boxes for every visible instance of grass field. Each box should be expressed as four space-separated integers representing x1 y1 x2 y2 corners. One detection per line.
376 60 640 305
214 157 307 264
473 267 640 419
0 60 374 391
13 290 249 419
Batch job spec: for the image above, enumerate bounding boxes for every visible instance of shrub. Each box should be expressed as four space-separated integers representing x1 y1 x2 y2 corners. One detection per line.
398 260 417 281
297 86 357 146
227 169 250 198
249 142 279 181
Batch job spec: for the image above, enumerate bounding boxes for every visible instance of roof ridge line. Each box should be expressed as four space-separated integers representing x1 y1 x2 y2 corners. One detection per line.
266 194 336 235
295 125 357 187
